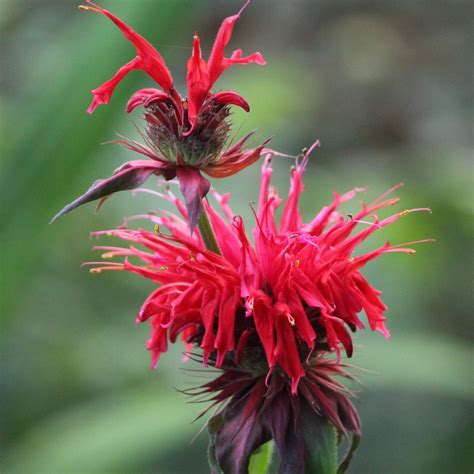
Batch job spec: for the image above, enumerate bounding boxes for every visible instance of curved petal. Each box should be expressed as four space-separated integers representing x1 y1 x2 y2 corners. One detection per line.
87 57 141 113
212 90 250 111
126 88 170 113
207 1 266 87
204 138 270 178
80 1 174 112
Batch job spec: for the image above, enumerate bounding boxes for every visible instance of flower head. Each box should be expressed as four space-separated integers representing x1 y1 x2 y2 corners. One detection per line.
86 144 431 391
85 144 430 471
53 1 268 230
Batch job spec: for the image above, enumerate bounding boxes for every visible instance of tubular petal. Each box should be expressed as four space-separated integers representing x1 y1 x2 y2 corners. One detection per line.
207 4 266 86
81 1 173 112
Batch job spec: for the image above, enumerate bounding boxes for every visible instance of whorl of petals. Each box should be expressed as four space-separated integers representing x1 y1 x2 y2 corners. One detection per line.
87 145 431 391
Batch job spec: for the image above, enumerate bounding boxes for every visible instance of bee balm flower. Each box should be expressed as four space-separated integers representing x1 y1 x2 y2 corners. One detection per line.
52 1 267 230
85 143 430 471
87 143 430 388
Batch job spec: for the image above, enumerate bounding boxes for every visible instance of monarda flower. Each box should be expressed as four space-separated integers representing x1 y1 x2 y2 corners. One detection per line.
86 144 431 472
53 1 268 230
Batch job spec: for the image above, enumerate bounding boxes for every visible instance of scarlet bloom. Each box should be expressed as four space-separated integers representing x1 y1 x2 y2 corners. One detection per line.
53 0 267 230
87 143 430 389
86 144 430 471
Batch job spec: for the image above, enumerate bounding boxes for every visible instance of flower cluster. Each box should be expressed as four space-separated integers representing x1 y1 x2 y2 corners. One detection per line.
89 147 429 392
53 0 268 230
86 146 429 470
56 2 431 472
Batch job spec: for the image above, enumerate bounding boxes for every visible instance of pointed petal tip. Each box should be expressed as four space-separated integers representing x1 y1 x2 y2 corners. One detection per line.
254 52 267 65
87 96 101 114
49 205 72 224
49 213 60 225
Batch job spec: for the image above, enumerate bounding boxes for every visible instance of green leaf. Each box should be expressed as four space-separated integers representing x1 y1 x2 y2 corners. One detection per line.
302 409 338 474
249 440 274 474
337 433 360 474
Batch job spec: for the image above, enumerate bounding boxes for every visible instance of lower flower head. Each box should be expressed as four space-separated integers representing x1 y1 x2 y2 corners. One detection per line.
86 144 431 394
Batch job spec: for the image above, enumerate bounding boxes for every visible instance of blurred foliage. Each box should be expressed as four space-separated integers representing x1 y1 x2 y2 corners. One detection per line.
1 0 472 473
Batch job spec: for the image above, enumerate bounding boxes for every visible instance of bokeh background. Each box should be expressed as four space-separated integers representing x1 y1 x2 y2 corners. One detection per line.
1 0 472 472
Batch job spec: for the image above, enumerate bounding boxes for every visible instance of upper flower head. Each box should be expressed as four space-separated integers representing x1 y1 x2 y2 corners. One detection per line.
80 0 265 125
52 1 267 230
86 144 432 393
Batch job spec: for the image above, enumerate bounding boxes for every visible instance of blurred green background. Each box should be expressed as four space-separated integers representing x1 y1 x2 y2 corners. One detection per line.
1 0 472 472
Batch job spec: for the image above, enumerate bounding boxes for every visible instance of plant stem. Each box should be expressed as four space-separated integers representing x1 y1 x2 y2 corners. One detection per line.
197 207 221 254
249 440 274 474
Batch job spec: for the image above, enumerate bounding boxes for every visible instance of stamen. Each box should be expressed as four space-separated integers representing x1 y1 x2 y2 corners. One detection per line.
237 0 252 17
87 264 126 273
245 297 254 316
390 239 436 249
350 218 382 228
287 313 295 326
371 182 404 206
399 207 432 217
101 252 115 259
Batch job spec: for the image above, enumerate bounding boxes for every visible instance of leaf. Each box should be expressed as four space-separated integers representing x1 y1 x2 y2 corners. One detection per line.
249 440 274 474
337 433 360 474
300 402 338 474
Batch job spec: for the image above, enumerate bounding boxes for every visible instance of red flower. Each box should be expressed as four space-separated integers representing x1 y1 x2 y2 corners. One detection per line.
53 1 267 230
86 143 431 392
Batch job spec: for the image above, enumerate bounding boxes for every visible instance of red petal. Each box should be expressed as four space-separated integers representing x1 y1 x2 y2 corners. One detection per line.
81 2 174 112
212 90 250 111
186 35 210 130
252 291 276 369
274 310 305 394
88 57 141 113
204 138 270 178
207 3 266 87
126 88 169 113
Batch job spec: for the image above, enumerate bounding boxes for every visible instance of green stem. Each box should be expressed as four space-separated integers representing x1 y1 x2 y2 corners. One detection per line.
197 207 221 255
249 440 274 474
